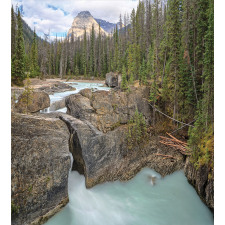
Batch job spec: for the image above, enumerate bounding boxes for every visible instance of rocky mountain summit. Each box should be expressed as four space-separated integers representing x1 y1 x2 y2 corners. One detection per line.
95 19 122 33
67 11 109 39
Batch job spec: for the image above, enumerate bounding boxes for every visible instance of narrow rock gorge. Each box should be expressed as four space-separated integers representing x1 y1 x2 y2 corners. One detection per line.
62 87 185 188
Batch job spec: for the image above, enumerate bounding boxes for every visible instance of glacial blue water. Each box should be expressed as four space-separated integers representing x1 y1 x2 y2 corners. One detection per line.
44 168 213 225
40 82 111 113
42 81 213 225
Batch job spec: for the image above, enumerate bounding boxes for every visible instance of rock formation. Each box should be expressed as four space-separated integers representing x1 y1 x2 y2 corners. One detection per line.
62 87 184 188
15 91 50 113
95 19 124 33
37 82 76 95
105 72 121 88
67 11 108 39
184 158 214 211
60 113 184 188
65 86 151 133
11 113 71 225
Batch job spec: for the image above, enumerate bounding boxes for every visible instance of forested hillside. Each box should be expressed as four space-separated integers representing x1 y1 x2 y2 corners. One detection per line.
11 0 214 175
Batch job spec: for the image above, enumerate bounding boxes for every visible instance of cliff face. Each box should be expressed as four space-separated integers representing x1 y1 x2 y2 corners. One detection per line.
184 158 214 211
67 11 108 39
11 113 71 225
62 88 185 188
95 19 123 33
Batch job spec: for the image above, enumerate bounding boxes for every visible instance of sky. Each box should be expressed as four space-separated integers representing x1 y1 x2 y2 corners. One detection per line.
12 0 139 40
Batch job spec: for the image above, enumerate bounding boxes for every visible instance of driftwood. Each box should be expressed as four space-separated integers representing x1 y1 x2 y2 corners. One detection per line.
155 153 176 159
159 133 191 156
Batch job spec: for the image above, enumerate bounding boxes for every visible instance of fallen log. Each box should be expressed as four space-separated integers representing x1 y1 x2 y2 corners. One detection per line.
159 136 187 147
166 132 188 146
159 133 191 156
159 141 186 150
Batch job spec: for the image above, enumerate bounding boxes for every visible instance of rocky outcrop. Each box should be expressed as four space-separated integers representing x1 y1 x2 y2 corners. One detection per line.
15 91 50 113
66 87 150 133
60 114 184 188
11 113 71 225
95 19 123 33
184 158 214 211
38 82 76 95
49 99 66 112
67 11 108 39
105 72 121 87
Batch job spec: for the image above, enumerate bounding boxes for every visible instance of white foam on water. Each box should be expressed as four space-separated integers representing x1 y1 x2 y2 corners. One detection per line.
44 168 213 225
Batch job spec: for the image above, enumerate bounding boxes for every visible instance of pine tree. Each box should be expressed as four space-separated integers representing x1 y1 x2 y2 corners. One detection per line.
11 5 16 58
30 29 40 77
139 58 147 85
195 0 210 98
113 25 119 72
20 73 33 114
89 24 95 76
12 9 25 86
75 65 79 77
121 65 128 91
127 43 136 82
167 0 182 120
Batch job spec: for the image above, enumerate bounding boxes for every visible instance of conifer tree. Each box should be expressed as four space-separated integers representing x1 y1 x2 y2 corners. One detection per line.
139 58 147 85
30 29 39 77
121 65 128 91
20 73 33 114
89 24 95 76
12 9 25 86
127 43 136 82
167 0 182 120
11 5 16 58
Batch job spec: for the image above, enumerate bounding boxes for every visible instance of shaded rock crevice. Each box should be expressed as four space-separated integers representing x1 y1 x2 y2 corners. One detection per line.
59 114 184 189
184 158 214 211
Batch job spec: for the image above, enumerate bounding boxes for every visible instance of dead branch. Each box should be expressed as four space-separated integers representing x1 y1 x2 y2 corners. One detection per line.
155 153 176 159
166 132 188 146
159 133 191 156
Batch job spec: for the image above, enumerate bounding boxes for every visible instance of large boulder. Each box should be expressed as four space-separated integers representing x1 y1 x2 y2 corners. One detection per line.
15 91 50 113
184 158 214 211
105 72 121 87
49 99 66 112
11 113 71 225
60 114 184 188
66 86 151 133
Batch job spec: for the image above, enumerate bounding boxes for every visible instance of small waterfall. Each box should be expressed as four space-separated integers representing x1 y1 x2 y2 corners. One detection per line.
40 107 50 113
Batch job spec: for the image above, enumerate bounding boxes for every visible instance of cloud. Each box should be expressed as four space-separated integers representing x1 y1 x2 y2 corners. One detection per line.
12 0 138 37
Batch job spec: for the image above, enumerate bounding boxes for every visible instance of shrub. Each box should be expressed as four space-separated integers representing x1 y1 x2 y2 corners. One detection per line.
127 109 147 149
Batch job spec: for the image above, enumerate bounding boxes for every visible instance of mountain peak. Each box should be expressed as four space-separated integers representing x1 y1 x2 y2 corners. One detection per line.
77 11 92 18
67 11 109 39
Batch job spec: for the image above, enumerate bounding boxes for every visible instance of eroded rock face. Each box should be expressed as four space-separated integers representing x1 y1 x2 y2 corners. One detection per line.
49 99 66 112
105 72 121 87
15 91 50 113
184 158 214 210
66 87 151 133
60 114 184 188
11 113 71 225
38 82 76 95
67 11 108 39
